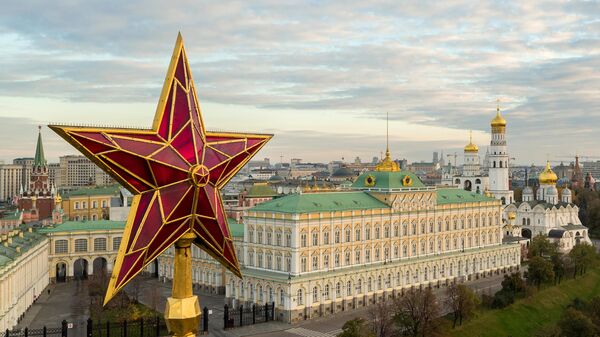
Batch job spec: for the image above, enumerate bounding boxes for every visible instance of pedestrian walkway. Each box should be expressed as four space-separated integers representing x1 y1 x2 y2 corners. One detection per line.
285 327 341 337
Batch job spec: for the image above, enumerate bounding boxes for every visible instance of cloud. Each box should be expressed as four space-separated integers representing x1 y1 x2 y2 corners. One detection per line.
0 0 598 164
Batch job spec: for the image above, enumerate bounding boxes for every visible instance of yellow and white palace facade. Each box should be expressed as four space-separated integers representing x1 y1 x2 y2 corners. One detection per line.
224 152 522 322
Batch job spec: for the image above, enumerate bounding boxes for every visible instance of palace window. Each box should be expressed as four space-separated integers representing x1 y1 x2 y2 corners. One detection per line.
355 229 361 241
94 238 107 251
384 247 389 260
267 253 273 269
375 248 380 260
347 281 352 296
345 251 351 265
412 223 417 235
368 277 373 292
248 252 254 266
74 202 80 210
82 202 87 209
101 200 107 208
276 233 282 246
280 290 284 305
384 226 390 238
113 236 121 250
301 234 307 247
55 240 68 254
365 227 371 240
421 222 425 234
365 250 371 263
375 227 380 239
324 255 330 268
345 229 351 242
258 253 264 268
74 239 88 252
335 230 341 244
286 233 291 247
248 230 254 243
312 256 318 270
403 223 408 236
355 250 361 263
336 282 341 297
324 232 330 245
335 254 340 267
438 219 442 232
297 289 303 305
301 257 307 272
394 245 399 258
377 275 382 290
394 225 399 237
446 219 450 231
313 287 319 303
324 284 330 300
286 256 291 271
412 243 416 255
312 232 318 246
92 201 98 209
357 279 362 293
267 232 272 245
257 231 263 244
403 245 407 257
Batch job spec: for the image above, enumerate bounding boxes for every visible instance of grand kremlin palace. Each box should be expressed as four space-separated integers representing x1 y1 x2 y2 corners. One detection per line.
217 151 522 322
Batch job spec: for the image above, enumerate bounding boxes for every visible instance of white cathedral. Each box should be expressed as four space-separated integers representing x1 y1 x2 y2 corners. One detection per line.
442 104 590 252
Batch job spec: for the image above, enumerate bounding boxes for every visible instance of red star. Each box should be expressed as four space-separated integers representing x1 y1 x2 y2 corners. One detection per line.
49 33 272 304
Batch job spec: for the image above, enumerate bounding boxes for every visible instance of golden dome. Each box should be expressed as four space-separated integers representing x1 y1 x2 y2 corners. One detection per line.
539 161 558 185
464 131 479 153
375 149 400 172
491 105 506 128
508 212 516 220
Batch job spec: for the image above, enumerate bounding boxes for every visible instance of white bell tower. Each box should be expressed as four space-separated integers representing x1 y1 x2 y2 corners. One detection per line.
488 101 514 205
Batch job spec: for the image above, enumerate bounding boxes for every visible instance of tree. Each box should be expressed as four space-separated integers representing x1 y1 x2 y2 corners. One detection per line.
551 254 567 284
368 300 395 337
527 256 555 289
338 318 375 337
558 308 596 337
393 288 439 337
501 272 527 295
585 295 600 328
446 284 480 327
569 243 597 278
528 235 558 258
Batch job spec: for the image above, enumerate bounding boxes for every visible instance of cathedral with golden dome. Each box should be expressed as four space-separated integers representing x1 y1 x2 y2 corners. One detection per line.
503 161 591 252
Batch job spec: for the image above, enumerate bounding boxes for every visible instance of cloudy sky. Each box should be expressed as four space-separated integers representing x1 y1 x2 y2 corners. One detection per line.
0 1 598 166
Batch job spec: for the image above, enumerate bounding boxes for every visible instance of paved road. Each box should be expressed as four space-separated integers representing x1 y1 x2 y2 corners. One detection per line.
15 269 519 337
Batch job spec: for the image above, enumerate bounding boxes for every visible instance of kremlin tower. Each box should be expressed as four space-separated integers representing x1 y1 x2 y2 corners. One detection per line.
487 103 514 205
18 127 54 221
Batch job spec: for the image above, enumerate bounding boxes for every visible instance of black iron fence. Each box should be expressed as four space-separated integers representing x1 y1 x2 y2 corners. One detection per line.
2 321 66 337
89 311 209 337
223 302 275 329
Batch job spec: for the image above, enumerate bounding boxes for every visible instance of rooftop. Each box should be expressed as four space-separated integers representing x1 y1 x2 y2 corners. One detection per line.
352 170 426 190
246 183 278 198
38 220 126 233
64 185 121 198
436 188 496 204
250 191 386 214
0 228 47 270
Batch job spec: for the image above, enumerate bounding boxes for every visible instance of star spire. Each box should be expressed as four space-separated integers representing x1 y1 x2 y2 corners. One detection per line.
50 34 272 305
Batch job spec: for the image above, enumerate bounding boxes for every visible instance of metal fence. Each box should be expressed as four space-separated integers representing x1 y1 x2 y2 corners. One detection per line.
89 310 209 337
2 322 66 337
223 303 275 329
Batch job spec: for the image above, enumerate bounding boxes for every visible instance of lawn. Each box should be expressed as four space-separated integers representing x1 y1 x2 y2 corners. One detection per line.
444 267 600 337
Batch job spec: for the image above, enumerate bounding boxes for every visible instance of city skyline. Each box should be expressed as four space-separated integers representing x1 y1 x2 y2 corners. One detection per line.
1 1 599 164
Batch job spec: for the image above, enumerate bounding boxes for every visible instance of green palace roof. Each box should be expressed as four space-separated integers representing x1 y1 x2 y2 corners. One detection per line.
352 170 426 190
0 228 47 270
38 220 126 233
250 191 387 213
1 210 23 221
436 188 496 204
227 218 244 238
65 185 121 198
246 183 278 198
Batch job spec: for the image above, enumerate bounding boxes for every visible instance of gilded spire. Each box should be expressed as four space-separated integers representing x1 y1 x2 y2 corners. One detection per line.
375 112 400 172
491 99 507 128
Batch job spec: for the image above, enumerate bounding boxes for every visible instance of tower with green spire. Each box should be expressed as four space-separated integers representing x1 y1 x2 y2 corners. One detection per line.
18 126 54 221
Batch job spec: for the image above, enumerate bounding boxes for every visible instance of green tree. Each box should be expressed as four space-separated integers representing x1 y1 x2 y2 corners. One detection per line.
558 308 596 337
551 254 566 284
585 295 600 328
527 256 555 289
446 284 480 327
338 318 375 337
568 243 597 278
501 272 527 295
394 288 439 337
528 235 558 258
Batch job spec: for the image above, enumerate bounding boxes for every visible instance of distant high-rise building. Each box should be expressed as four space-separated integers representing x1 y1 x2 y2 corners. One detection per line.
0 164 23 202
57 155 114 190
12 157 33 191
432 151 439 164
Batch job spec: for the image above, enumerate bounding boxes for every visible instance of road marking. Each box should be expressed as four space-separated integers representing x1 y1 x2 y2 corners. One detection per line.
285 327 340 337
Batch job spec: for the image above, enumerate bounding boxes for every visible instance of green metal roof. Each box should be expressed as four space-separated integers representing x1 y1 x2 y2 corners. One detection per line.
246 183 277 198
436 188 496 204
250 191 387 213
34 129 46 167
1 210 23 221
38 220 126 233
65 185 121 198
0 229 47 271
227 218 244 238
352 171 426 190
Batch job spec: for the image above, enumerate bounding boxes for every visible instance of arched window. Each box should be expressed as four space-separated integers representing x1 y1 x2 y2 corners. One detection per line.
324 284 330 300
336 282 341 297
347 281 352 296
313 287 319 303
